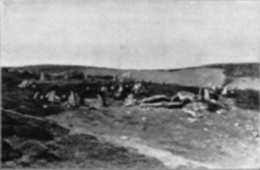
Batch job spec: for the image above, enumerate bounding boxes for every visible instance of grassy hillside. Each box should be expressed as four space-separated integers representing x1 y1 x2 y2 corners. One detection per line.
2 62 259 88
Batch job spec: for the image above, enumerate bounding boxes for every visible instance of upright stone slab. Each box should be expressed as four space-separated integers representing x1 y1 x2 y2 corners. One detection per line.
221 86 228 95
93 94 104 109
203 89 210 101
40 72 45 81
48 90 56 103
68 91 76 106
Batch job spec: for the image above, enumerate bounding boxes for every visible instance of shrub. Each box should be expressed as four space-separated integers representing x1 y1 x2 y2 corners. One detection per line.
233 89 259 111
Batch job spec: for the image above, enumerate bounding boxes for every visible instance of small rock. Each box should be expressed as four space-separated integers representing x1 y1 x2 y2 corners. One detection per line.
19 155 30 164
252 131 259 138
120 136 129 140
235 123 239 127
187 118 197 123
203 128 208 131
3 161 16 167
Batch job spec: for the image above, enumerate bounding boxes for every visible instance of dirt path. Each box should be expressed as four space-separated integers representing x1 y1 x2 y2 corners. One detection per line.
54 113 260 170
69 127 219 169
103 135 220 169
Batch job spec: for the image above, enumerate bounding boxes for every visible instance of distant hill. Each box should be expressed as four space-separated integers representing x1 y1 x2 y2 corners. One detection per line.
2 62 259 89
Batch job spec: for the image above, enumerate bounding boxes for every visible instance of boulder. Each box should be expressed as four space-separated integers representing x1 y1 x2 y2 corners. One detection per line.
40 72 45 81
182 102 208 118
140 101 184 109
18 80 28 88
177 91 195 101
141 95 170 104
124 94 136 106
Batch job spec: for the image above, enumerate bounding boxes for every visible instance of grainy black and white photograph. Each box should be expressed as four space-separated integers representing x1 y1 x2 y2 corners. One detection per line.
1 0 260 169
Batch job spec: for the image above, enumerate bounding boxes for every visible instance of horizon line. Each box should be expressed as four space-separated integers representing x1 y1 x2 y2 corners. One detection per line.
1 61 259 71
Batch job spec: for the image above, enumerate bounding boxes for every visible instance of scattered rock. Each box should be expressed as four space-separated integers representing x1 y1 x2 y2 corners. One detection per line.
120 136 129 140
252 131 259 138
187 118 198 123
183 102 208 118
216 109 226 115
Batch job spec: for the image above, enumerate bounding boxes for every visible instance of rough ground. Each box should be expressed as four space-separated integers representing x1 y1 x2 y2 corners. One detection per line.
47 105 260 169
2 63 260 169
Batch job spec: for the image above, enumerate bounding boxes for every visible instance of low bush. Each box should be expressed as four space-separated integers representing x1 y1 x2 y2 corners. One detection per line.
233 89 259 111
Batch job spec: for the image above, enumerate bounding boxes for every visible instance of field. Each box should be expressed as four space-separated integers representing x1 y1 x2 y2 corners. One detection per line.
1 63 259 169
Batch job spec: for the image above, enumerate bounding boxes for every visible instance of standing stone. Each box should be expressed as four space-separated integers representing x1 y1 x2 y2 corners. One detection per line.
93 94 104 109
68 91 76 106
115 85 124 98
45 92 50 98
48 90 56 103
33 92 39 100
221 86 228 95
203 88 210 101
113 75 118 81
75 93 81 106
197 88 203 100
64 73 68 80
40 72 45 81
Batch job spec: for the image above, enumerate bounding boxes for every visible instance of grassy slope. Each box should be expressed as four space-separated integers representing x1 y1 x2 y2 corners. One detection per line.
3 62 259 87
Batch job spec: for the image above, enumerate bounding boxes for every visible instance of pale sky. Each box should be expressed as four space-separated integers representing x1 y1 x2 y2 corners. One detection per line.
1 0 260 69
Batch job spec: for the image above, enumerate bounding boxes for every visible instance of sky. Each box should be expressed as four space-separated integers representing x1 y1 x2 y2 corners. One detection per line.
1 0 260 69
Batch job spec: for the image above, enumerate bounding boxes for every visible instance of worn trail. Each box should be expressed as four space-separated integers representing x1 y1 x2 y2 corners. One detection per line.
69 127 219 169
